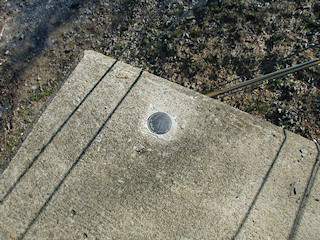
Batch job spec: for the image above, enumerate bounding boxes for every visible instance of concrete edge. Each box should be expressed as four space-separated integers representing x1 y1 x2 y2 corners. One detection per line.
0 50 85 174
289 140 320 239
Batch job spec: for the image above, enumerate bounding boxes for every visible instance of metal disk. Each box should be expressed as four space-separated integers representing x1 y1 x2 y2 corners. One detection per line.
147 112 172 135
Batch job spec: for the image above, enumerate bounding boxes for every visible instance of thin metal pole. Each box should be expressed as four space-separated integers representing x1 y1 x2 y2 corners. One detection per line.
206 58 320 98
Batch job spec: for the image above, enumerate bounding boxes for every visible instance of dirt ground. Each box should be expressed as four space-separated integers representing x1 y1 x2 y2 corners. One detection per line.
0 0 319 166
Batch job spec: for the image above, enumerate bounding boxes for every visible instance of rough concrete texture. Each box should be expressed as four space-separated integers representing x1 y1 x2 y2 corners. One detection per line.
0 51 319 240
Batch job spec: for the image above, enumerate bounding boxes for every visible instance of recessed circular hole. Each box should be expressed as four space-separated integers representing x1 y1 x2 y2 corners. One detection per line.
147 112 172 135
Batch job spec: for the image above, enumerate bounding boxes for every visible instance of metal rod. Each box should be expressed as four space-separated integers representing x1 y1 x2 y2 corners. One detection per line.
205 58 320 98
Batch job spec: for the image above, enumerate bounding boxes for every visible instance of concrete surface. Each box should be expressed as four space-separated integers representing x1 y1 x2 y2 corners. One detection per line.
0 51 319 240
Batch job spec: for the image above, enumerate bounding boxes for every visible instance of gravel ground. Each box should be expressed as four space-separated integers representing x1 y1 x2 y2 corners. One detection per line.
0 0 319 165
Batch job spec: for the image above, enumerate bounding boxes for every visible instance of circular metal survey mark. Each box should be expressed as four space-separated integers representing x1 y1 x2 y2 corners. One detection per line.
147 112 172 135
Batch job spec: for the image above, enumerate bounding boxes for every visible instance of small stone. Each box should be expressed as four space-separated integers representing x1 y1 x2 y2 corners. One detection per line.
297 159 302 162
10 233 17 239
315 198 320 202
294 187 298 195
118 179 125 184
300 149 305 154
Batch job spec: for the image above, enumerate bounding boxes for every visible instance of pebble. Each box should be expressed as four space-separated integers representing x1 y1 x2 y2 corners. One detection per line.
118 179 125 184
10 233 17 239
300 149 305 154
315 198 320 202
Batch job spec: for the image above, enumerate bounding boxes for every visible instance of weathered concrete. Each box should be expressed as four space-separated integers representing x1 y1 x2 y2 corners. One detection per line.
0 51 319 239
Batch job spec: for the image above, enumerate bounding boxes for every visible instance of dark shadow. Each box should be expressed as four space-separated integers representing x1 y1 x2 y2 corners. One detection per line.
287 140 320 240
0 0 89 165
18 70 143 239
232 128 288 239
2 0 85 58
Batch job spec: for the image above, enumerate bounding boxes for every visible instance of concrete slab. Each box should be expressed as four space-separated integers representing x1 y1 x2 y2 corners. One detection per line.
0 51 319 239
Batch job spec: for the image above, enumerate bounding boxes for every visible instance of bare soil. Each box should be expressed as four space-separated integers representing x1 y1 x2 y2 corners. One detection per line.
0 0 319 165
